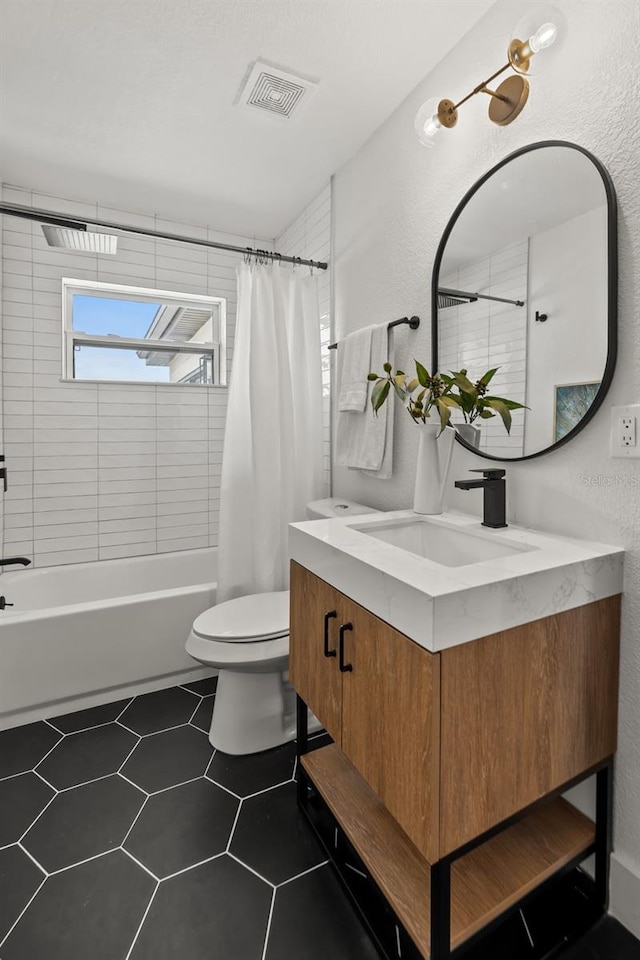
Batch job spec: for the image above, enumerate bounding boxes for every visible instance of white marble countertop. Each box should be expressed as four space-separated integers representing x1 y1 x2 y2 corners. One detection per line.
289 510 624 652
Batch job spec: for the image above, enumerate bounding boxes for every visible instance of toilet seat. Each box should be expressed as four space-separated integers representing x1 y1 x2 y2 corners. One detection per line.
192 591 290 644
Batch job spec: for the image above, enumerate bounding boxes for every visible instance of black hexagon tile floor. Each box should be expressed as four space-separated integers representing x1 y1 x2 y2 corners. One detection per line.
1 681 638 960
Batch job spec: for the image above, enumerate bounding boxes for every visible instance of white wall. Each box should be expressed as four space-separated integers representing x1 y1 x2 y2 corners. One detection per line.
276 182 332 496
331 0 640 935
0 184 263 566
525 206 608 454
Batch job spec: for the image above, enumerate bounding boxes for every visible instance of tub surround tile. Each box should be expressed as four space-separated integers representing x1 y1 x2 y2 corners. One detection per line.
0 773 54 846
0 850 155 960
129 855 272 960
0 722 61 779
121 725 213 794
124 778 239 879
22 775 145 873
0 846 45 942
48 698 132 734
36 724 139 790
265 864 379 960
229 782 325 885
206 742 296 799
189 696 215 734
119 687 202 736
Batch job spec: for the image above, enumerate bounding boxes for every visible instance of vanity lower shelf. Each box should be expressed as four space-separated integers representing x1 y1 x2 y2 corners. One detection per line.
301 744 596 958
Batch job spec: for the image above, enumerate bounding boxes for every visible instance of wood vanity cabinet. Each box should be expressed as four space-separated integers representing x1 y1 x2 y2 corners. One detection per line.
290 560 621 960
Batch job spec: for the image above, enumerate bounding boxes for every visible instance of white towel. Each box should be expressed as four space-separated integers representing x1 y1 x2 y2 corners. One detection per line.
337 325 374 412
334 323 394 478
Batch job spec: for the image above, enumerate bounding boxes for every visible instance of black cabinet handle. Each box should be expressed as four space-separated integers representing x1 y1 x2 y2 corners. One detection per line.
323 610 337 658
339 622 353 672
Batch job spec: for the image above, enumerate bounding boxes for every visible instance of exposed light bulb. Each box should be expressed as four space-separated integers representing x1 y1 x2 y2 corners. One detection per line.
529 21 557 52
414 98 442 147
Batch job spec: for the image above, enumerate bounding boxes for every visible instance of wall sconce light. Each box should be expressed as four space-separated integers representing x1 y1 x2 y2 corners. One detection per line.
415 21 558 145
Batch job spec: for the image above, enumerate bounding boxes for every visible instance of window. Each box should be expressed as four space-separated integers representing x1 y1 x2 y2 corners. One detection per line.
62 279 227 385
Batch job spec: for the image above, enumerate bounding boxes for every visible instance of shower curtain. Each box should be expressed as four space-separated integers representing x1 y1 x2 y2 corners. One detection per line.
217 261 324 602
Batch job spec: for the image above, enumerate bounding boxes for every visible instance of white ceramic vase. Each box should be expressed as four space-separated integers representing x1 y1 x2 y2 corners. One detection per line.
413 422 456 515
455 423 481 448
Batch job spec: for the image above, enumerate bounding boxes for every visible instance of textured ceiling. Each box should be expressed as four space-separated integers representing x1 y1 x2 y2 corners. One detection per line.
0 0 495 237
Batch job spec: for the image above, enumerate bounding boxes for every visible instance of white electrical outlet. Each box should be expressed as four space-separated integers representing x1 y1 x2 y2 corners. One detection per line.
611 405 640 458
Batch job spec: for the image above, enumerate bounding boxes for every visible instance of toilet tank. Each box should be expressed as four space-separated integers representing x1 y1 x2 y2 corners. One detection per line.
305 497 380 520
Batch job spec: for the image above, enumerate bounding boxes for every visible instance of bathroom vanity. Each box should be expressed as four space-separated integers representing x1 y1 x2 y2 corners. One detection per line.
289 511 623 959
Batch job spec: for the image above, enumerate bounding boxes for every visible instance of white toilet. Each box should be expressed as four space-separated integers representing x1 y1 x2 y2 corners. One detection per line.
185 497 378 755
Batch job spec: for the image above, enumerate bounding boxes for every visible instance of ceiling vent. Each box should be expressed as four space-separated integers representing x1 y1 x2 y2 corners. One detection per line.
237 60 318 120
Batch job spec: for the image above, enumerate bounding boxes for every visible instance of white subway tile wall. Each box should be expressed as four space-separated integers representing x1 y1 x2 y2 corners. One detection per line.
439 240 528 459
276 183 331 494
0 184 274 566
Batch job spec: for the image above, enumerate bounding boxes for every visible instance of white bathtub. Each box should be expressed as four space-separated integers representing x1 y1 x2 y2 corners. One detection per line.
0 548 217 729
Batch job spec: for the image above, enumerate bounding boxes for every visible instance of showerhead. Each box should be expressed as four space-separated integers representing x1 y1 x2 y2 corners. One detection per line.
42 224 118 255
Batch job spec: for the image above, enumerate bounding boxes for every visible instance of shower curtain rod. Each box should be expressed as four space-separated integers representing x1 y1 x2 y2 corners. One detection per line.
0 202 328 271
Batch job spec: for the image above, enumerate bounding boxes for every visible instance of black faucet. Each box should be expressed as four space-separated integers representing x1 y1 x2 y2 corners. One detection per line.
0 557 31 567
454 469 507 528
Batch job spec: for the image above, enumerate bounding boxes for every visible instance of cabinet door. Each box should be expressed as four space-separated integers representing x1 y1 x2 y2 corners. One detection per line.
340 596 440 864
289 562 343 744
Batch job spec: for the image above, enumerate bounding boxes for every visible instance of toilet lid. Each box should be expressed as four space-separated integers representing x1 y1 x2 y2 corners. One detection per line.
192 591 290 643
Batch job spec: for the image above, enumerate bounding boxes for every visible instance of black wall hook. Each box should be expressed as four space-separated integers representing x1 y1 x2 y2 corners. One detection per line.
535 311 548 322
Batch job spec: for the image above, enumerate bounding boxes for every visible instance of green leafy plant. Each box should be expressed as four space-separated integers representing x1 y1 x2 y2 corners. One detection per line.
367 363 527 435
367 361 461 432
446 367 527 435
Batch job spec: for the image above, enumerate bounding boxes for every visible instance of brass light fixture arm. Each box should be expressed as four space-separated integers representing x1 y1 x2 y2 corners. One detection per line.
451 61 512 111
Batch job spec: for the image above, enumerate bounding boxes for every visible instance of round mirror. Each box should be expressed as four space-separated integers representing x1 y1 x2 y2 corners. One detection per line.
431 141 617 461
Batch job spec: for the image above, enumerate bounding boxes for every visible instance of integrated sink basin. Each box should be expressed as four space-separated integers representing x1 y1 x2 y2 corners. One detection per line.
349 516 536 567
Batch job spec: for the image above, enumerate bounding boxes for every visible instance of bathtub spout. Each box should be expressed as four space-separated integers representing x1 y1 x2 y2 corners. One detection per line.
0 557 31 567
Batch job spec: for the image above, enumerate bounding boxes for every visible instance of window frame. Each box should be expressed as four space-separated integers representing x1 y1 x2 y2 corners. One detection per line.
62 278 227 387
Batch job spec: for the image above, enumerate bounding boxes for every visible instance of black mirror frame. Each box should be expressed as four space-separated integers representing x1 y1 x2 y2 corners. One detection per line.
431 140 618 462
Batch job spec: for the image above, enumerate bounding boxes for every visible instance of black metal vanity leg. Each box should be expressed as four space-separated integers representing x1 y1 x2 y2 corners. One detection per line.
296 694 308 759
595 760 614 912
296 695 309 806
430 859 451 960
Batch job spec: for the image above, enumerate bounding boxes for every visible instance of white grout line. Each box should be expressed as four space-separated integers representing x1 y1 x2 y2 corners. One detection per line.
204 750 218 777
121 795 149 847
0 769 37 783
159 850 226 883
117 735 143 773
177 684 204 700
225 798 244 851
56 771 121 793
115 698 135 721
147 775 205 797
187 695 204 724
242 778 296 802
0 873 47 949
32 734 65 770
118 772 149 796
275 859 329 889
19 791 59 843
124 880 160 960
260 886 277 960
33 769 58 792
117 720 197 738
227 851 276 890
205 773 243 802
17 841 49 877
48 847 118 877
121 846 159 882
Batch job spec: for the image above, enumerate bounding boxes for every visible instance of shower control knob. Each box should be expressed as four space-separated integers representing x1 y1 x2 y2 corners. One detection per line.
0 596 13 610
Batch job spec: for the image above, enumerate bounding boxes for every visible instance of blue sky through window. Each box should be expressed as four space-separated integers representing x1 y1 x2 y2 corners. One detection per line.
72 294 171 382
